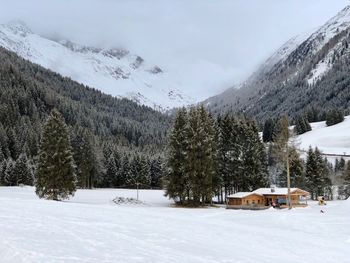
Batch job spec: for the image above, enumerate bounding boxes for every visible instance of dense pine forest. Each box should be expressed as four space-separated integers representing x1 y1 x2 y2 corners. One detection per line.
0 47 349 204
0 47 170 189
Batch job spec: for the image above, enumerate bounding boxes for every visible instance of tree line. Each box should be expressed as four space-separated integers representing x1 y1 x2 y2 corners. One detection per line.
164 106 268 206
164 108 347 207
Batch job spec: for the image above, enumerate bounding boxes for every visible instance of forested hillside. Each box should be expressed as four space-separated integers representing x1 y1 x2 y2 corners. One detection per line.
207 6 350 123
0 47 170 188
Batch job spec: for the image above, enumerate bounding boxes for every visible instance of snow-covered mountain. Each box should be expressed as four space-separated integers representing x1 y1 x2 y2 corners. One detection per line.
206 6 350 120
0 21 194 111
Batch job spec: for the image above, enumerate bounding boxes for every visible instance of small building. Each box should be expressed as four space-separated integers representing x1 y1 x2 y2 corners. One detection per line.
226 187 309 209
226 192 266 210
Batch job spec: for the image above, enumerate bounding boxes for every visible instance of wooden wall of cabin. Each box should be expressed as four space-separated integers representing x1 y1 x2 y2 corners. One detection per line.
227 198 242 206
241 195 264 206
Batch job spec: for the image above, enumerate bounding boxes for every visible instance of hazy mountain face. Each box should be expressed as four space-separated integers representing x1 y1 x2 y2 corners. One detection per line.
0 21 196 111
206 6 350 121
0 0 348 109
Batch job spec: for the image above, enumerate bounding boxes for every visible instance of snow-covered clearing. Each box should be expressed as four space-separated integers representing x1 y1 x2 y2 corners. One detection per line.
0 187 349 263
296 116 350 160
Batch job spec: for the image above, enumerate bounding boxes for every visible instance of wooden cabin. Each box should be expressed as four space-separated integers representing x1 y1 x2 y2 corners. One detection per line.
226 192 266 210
226 187 309 209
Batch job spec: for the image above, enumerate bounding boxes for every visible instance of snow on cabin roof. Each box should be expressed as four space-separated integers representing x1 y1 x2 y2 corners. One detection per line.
227 192 263 198
253 188 306 195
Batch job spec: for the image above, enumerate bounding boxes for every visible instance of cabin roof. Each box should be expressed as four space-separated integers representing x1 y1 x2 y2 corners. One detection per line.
227 192 263 198
253 188 309 196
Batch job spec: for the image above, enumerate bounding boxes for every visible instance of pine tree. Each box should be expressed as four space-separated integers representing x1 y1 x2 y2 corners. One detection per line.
0 144 4 163
164 108 189 204
4 158 16 186
35 110 76 201
326 109 344 126
197 106 217 204
13 154 33 186
6 128 21 160
120 155 131 187
218 115 240 198
111 150 123 187
185 106 217 205
104 155 117 188
305 147 332 199
165 106 217 206
262 118 275 142
140 155 151 187
294 115 311 135
150 157 163 188
240 119 268 191
72 128 97 189
339 160 350 199
0 160 6 185
335 157 346 173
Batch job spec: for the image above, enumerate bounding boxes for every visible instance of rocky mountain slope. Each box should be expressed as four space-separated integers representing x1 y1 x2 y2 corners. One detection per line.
0 21 194 111
207 6 350 121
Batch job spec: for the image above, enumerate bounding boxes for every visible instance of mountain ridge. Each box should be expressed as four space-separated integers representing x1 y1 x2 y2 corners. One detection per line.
0 21 194 111
206 5 350 121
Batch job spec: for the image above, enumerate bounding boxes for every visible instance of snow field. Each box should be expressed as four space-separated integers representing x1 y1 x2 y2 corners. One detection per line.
0 187 349 263
296 116 350 163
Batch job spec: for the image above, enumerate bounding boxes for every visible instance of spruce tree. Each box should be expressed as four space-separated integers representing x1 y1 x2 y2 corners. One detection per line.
120 155 131 187
0 144 4 162
35 110 76 201
217 114 235 198
0 160 6 185
185 106 217 205
105 155 117 187
4 159 16 186
13 154 33 186
340 161 350 199
262 118 275 142
164 108 189 204
305 147 332 199
294 115 311 135
111 150 123 188
72 129 97 189
240 119 268 191
335 158 346 173
326 109 344 126
150 157 163 188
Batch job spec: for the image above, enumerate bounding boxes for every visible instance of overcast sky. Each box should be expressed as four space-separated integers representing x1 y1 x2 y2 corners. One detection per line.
0 0 350 98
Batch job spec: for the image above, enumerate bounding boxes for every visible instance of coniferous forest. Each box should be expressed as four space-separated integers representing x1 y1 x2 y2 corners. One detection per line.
0 47 348 205
164 106 269 206
0 47 169 190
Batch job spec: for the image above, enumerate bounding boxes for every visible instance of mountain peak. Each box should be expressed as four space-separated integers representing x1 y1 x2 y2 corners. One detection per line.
0 23 193 111
4 20 32 36
206 5 350 121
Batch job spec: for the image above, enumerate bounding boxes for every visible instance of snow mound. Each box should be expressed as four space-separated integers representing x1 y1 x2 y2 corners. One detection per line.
112 196 145 205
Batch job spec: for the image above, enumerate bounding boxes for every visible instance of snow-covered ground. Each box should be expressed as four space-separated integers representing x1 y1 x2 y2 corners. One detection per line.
1 187 349 263
296 116 350 158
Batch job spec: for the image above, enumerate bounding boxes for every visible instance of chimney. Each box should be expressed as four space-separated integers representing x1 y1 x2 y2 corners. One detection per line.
270 185 276 193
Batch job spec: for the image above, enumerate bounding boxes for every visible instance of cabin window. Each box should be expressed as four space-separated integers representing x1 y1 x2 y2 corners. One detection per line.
246 200 249 204
258 200 260 204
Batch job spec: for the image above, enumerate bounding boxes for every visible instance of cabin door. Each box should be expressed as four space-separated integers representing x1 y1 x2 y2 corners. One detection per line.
266 198 272 206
